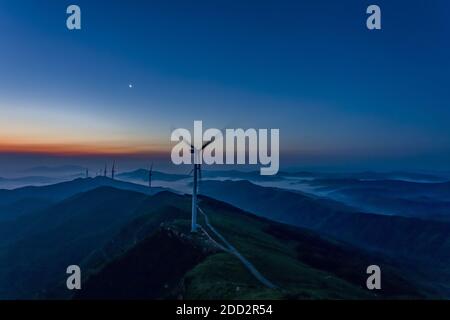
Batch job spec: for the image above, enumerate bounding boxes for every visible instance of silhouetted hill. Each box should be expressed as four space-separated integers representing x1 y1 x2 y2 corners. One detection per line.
0 176 58 184
75 226 212 299
0 187 149 298
308 179 450 221
22 165 85 175
72 194 425 299
0 176 168 220
0 174 84 190
0 186 427 299
287 171 446 182
118 169 189 182
200 180 450 264
202 170 284 181
199 170 446 182
0 197 54 222
310 179 450 198
1 179 446 299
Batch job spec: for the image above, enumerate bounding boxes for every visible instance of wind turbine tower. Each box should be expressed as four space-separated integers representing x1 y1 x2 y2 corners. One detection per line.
103 164 107 177
148 163 153 188
111 161 116 180
190 138 214 233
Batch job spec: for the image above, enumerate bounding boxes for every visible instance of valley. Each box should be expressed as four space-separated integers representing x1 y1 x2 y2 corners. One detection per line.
0 171 449 299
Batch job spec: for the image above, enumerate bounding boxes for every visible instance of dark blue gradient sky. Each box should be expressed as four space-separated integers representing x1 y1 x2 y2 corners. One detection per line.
0 0 449 173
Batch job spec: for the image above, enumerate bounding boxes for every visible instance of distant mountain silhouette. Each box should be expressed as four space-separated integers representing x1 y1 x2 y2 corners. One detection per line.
286 171 446 182
309 178 450 198
0 187 426 299
119 169 286 183
0 176 57 184
202 170 284 181
1 175 449 298
118 169 189 182
200 180 450 265
0 176 169 221
0 187 149 298
200 170 446 183
308 178 450 221
0 175 80 191
0 176 167 208
22 165 85 174
95 168 449 187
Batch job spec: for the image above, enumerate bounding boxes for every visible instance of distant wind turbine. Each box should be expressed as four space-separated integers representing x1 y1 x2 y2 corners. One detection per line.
148 162 153 188
111 161 116 180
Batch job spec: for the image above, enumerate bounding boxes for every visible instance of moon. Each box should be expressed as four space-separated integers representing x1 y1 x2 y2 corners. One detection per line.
128 83 133 88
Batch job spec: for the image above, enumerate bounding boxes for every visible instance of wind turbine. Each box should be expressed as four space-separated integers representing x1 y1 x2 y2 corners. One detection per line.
189 138 215 233
148 162 153 188
103 164 107 177
111 161 116 180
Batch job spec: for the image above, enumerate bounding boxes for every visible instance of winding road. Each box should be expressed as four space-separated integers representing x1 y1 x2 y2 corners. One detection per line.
197 206 278 289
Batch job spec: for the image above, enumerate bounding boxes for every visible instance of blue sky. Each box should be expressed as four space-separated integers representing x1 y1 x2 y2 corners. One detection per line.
0 0 449 172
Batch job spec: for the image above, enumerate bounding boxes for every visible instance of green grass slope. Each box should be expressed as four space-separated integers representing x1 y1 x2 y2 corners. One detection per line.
73 193 425 300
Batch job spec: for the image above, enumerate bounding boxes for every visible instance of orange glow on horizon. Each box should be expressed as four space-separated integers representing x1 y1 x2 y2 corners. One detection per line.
0 140 169 156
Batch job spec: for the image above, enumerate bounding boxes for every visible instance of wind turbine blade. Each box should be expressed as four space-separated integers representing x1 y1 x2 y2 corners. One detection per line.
201 127 225 150
176 135 194 152
171 125 194 149
201 138 215 150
